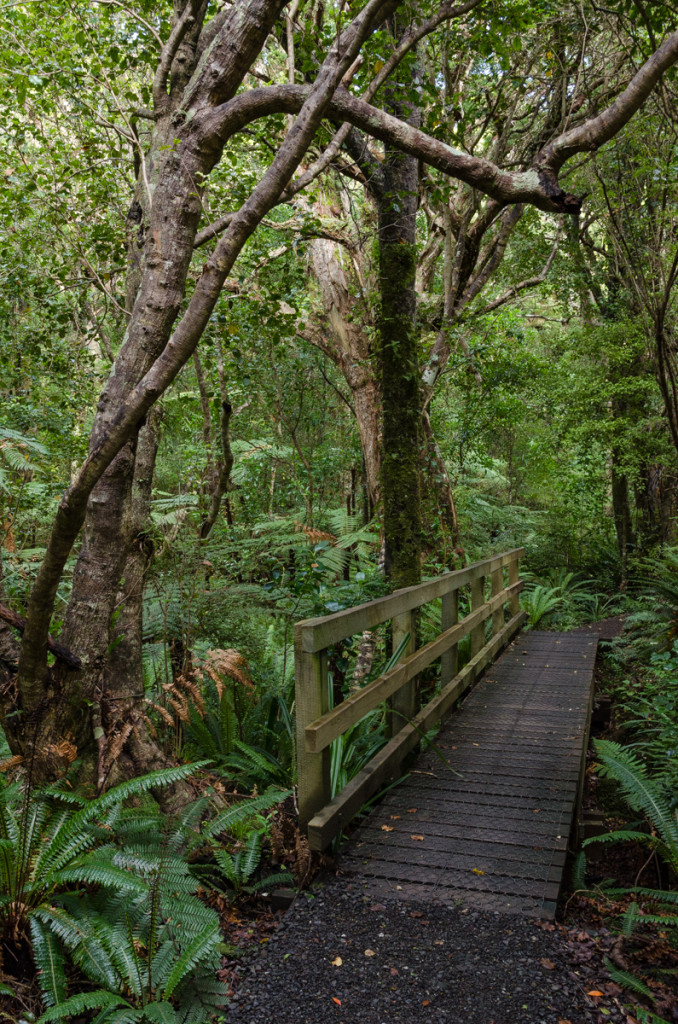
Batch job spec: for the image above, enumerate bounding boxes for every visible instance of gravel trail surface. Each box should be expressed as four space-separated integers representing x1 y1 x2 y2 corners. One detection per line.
226 879 626 1024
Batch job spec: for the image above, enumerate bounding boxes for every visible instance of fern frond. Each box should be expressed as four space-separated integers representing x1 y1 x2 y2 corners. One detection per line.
583 829 664 847
140 1002 180 1024
603 957 654 998
30 916 67 1007
247 870 294 892
204 788 290 836
241 832 262 879
36 989 129 1023
571 850 587 891
51 863 150 894
593 740 678 868
33 906 120 989
162 923 221 999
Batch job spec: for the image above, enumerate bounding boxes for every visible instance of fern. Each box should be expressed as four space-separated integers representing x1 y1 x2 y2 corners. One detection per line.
163 924 221 1000
1 764 227 1022
220 739 291 789
571 850 587 891
37 989 129 1023
603 958 655 999
587 740 678 872
204 787 290 837
30 917 68 1007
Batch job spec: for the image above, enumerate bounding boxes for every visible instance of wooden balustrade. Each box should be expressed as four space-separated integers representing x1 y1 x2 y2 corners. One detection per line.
294 548 526 850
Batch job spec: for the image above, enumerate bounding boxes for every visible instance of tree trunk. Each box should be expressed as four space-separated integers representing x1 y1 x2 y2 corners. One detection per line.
377 120 421 589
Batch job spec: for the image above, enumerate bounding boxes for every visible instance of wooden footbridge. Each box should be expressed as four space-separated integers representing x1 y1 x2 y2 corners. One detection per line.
294 549 602 918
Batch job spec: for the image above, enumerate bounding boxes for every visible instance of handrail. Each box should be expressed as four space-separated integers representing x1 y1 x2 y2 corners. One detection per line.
294 548 526 850
296 548 524 653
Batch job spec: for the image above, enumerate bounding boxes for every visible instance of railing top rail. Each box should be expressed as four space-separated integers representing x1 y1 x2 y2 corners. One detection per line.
294 547 524 654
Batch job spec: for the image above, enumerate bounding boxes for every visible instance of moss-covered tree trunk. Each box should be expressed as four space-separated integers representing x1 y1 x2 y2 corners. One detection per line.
377 61 422 591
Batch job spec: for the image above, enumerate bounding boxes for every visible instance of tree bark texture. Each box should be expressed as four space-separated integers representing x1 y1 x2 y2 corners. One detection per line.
308 206 382 508
376 30 422 590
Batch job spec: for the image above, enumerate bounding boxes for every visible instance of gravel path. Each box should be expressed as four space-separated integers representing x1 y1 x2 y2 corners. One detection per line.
226 879 627 1024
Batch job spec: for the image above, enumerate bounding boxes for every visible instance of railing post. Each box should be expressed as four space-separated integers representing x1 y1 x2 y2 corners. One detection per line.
387 610 416 738
295 628 330 830
470 575 485 656
508 555 520 616
440 588 458 685
491 565 504 635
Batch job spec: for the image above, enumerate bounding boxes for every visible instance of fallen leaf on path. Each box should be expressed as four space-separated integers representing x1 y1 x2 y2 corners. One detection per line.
332 997 341 1005
381 825 394 832
331 957 343 967
410 834 425 841
433 940 444 945
364 949 376 957
472 868 484 875
422 1000 430 1007
587 990 603 997
540 957 555 970
390 815 401 820
407 808 417 813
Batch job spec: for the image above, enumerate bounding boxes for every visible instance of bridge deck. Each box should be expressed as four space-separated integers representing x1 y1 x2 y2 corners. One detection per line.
339 630 599 918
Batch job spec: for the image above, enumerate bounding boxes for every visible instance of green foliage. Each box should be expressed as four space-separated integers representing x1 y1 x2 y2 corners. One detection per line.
582 741 678 1012
200 788 293 898
0 764 229 1022
584 740 678 875
520 570 612 628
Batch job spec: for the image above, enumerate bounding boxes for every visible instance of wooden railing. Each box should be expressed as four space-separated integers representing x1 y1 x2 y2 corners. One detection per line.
294 548 526 850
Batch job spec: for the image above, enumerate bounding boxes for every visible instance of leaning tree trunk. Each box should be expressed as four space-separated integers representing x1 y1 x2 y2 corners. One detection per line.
12 0 399 781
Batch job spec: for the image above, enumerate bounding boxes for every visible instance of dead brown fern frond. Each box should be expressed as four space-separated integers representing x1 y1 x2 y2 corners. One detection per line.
145 699 174 728
295 521 336 546
202 648 254 691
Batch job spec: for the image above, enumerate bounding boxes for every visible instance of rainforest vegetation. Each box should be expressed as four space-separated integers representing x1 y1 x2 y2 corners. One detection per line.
1 0 678 1020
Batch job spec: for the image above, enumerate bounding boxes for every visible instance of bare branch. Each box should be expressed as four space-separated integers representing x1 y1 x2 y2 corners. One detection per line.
153 0 202 110
473 231 562 317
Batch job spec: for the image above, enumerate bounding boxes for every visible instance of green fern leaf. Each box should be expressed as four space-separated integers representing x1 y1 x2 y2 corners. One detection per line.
204 788 290 836
52 863 150 893
140 1002 180 1024
603 957 654 998
593 740 678 870
241 832 262 880
162 923 221 999
30 917 67 1006
36 989 129 1023
247 870 294 892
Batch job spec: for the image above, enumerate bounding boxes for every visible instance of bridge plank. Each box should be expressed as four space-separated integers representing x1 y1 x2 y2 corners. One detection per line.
337 629 598 918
